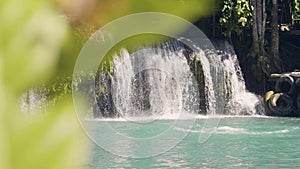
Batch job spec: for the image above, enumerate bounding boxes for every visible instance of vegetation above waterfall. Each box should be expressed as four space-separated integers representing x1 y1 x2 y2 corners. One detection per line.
215 0 300 94
219 0 253 38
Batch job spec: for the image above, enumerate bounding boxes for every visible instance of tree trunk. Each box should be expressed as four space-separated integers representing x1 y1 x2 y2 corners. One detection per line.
251 0 259 55
257 0 262 44
249 0 268 93
261 0 266 51
271 0 282 72
251 0 266 56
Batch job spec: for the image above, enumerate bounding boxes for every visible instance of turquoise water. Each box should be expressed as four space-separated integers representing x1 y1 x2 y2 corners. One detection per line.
85 117 300 168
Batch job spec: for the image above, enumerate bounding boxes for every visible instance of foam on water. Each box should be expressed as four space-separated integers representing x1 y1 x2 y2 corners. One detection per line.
174 125 299 135
85 112 200 122
84 114 278 122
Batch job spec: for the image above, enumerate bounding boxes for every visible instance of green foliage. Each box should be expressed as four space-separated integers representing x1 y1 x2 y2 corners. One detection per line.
294 0 300 19
64 0 215 27
0 0 68 94
219 0 253 38
0 0 215 168
0 0 89 169
45 76 73 105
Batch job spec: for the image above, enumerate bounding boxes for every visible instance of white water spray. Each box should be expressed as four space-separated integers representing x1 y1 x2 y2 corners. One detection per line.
207 40 264 115
112 42 200 118
102 39 264 117
21 88 46 114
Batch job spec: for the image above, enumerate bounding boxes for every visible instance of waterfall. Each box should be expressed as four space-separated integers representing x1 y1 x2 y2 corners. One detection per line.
21 88 47 114
72 35 268 118
111 41 200 117
197 51 217 115
19 39 264 117
207 39 264 115
94 39 264 118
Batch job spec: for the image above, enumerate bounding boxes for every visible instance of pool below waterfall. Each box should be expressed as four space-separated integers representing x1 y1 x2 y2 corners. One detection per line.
85 117 300 168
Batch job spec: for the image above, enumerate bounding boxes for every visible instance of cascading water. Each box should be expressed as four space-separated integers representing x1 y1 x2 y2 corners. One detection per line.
111 41 200 117
21 88 47 114
94 39 265 117
194 51 217 115
207 39 264 115
19 38 264 117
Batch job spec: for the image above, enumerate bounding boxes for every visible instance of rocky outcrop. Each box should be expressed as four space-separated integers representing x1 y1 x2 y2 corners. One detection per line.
94 72 117 118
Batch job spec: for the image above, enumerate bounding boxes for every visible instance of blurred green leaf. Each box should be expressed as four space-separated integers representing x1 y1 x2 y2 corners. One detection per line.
58 0 215 27
0 0 214 169
1 0 67 94
0 0 89 169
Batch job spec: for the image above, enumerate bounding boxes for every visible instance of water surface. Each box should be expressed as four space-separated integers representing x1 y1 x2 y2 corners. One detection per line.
85 117 300 168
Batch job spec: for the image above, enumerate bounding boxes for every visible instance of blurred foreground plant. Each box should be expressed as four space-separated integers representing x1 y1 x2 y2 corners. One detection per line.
0 0 215 168
0 0 89 169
